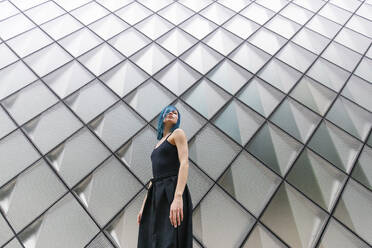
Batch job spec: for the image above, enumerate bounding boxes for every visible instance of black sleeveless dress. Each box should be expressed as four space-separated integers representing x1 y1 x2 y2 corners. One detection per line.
137 131 193 248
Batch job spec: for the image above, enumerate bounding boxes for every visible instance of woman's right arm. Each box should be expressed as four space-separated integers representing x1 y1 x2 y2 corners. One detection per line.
141 181 152 209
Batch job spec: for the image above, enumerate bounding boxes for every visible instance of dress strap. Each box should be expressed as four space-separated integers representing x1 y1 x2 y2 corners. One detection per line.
165 131 173 141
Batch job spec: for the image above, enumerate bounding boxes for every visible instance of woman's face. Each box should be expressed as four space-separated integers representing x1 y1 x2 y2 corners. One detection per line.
163 110 178 124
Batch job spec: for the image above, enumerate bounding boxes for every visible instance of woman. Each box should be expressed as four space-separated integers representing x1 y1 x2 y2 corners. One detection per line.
137 105 193 248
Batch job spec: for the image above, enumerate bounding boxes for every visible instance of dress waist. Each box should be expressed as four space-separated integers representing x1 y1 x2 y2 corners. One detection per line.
151 170 178 183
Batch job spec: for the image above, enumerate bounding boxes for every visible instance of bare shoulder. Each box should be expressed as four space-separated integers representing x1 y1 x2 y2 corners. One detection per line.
169 128 187 145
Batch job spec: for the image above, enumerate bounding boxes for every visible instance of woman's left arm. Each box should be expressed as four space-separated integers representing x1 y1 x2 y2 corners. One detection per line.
170 129 189 228
174 129 189 197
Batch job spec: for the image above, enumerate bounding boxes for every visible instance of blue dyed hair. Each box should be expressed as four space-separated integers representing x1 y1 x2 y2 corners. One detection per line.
156 105 181 140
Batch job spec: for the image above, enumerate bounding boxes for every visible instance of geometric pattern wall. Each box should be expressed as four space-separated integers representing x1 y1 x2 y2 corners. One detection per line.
0 0 371 247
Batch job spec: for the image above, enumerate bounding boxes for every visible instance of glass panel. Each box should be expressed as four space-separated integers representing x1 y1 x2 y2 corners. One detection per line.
43 60 94 99
179 14 218 40
334 179 372 244
319 3 352 25
330 0 361 12
355 57 372 83
106 189 146 247
306 14 342 39
319 218 370 248
24 1 65 25
0 159 66 232
131 43 175 75
86 233 114 248
207 58 252 95
124 79 176 121
341 75 372 112
276 42 317 72
213 99 265 146
257 0 289 12
0 130 40 187
100 60 148 98
367 46 372 59
242 223 287 248
135 14 173 40
346 14 372 38
88 14 129 41
158 2 194 25
18 193 99 248
73 156 142 226
237 77 285 118
203 27 243 56
187 161 214 208
246 122 303 177
53 0 90 11
188 124 241 180
0 108 16 139
108 27 151 57
154 59 201 96
0 214 12 247
240 2 275 25
0 43 18 69
181 78 230 120
58 27 103 58
0 1 19 21
292 27 331 55
180 43 223 74
156 27 198 57
293 0 325 12
115 127 156 183
308 120 363 174
2 80 59 125
178 0 213 12
266 15 301 39
0 13 34 40
290 76 337 116
70 1 109 25
258 58 302 93
199 2 235 25
218 150 281 217
287 148 347 211
88 102 145 152
280 3 313 25
321 41 362 72
307 57 350 92
351 145 372 190
95 0 132 12
216 0 251 12
64 79 118 123
270 97 321 143
7 27 53 58
3 238 23 248
11 0 49 11
334 27 371 55
229 42 271 73
0 61 38 99
23 43 73 77
326 96 372 141
261 182 328 248
46 127 110 187
193 185 255 247
223 14 260 39
40 14 83 40
114 2 152 25
248 28 287 55
78 43 124 76
356 3 372 20
138 0 173 12
22 102 83 154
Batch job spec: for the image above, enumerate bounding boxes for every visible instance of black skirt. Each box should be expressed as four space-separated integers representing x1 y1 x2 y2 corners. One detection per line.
137 174 193 248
